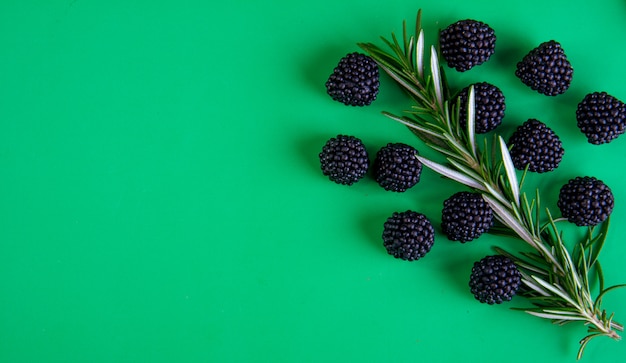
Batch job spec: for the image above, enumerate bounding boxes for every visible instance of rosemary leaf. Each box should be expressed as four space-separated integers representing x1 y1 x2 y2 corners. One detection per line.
416 30 424 79
466 86 477 158
526 310 587 321
498 136 520 206
484 195 535 246
417 156 486 191
429 46 444 112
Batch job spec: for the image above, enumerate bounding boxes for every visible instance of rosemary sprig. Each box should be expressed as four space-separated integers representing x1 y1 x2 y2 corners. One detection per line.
358 10 625 360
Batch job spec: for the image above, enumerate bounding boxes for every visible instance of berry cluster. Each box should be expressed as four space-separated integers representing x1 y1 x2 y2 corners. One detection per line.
441 191 494 243
382 211 434 261
576 92 626 144
469 255 522 305
325 52 380 106
319 135 369 185
515 40 573 96
439 19 496 72
557 176 614 227
373 143 422 192
456 82 505 134
508 119 564 173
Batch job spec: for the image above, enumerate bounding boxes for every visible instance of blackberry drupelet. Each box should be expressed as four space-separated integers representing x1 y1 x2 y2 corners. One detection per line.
515 40 573 96
576 92 626 145
439 19 496 72
319 135 369 185
382 210 435 261
441 191 494 243
325 52 380 106
469 255 521 305
508 119 564 173
457 82 506 134
557 176 614 226
373 143 422 192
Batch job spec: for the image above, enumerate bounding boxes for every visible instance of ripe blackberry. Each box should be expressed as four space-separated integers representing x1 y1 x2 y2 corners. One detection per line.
439 19 496 72
515 40 573 96
373 143 422 192
319 135 369 185
469 255 521 305
508 119 564 173
382 210 435 261
325 52 379 106
557 176 614 227
576 92 626 145
456 82 506 134
441 191 494 243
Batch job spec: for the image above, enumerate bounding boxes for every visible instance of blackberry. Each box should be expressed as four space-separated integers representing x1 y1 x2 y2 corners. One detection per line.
469 255 521 305
576 92 626 145
439 19 496 72
456 82 506 134
441 191 494 243
508 119 564 173
373 143 422 192
515 40 573 96
325 52 380 106
319 135 369 185
382 210 435 261
557 176 614 227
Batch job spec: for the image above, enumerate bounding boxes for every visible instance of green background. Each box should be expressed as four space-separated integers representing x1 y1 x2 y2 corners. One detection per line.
1 0 626 362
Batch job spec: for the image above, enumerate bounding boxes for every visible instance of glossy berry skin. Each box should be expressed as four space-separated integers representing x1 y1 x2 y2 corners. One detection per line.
576 92 626 145
319 135 369 185
382 210 435 261
373 143 422 192
440 19 496 72
469 255 521 305
557 176 614 226
457 82 506 134
508 119 564 173
441 191 494 243
325 52 379 106
515 40 573 96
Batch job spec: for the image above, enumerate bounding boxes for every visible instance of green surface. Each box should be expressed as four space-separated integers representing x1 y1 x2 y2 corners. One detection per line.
1 0 626 362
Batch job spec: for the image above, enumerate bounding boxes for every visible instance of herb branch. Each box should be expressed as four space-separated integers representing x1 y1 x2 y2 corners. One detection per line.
358 10 625 360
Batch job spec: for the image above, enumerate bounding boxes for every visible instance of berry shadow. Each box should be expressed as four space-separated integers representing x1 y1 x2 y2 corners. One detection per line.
294 131 332 178
358 212 387 255
490 31 533 71
434 241 484 298
553 84 588 109
546 85 589 138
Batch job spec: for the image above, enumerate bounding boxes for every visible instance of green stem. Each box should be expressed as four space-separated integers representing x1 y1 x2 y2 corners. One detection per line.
359 11 624 359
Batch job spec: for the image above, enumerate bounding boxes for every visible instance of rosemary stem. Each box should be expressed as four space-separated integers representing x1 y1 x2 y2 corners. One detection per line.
586 312 622 340
359 12 624 359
